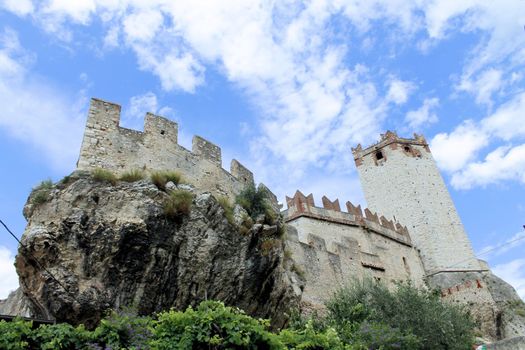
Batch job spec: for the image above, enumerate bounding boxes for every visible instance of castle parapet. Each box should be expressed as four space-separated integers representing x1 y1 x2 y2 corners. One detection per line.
352 130 430 167
283 191 411 246
192 135 221 166
77 98 262 201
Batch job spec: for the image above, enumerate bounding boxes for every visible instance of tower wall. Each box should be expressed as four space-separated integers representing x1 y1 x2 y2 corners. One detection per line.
353 131 481 273
77 98 257 200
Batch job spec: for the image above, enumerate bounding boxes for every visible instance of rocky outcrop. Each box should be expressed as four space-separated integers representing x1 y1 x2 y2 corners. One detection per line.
428 271 525 341
3 172 301 328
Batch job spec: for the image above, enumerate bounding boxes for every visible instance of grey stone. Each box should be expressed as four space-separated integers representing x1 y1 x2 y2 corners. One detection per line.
1 173 298 328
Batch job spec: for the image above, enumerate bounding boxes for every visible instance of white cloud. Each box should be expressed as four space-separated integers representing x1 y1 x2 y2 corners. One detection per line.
451 144 525 189
434 90 525 188
0 246 18 299
386 78 415 105
122 92 175 130
0 28 85 171
404 97 439 130
458 68 503 107
3 0 525 187
492 259 525 301
481 92 525 141
0 0 34 16
127 92 159 120
431 120 489 173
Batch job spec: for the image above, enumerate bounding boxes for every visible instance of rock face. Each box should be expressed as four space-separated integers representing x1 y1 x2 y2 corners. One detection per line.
5 172 300 328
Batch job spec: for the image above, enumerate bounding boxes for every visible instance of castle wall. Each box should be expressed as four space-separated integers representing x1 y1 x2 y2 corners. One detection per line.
77 98 255 200
284 191 426 306
352 132 480 273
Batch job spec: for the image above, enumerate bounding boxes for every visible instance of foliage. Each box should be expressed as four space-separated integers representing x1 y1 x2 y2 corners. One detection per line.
119 169 145 182
217 196 235 225
0 319 33 350
325 279 475 350
33 323 89 350
31 179 53 205
0 288 476 350
150 301 282 350
235 184 277 224
163 189 193 219
91 168 117 185
88 308 151 349
151 171 183 190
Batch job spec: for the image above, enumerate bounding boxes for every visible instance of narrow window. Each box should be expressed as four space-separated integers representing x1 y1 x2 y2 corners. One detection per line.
160 130 165 135
375 150 384 160
404 145 410 152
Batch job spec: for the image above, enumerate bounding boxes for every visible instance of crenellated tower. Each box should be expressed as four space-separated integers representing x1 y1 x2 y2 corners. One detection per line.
77 98 257 200
352 131 482 274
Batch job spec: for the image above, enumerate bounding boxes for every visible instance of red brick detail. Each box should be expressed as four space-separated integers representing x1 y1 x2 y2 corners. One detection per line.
476 279 483 288
354 157 363 167
346 201 363 217
322 196 341 211
285 190 314 213
380 216 396 231
364 208 379 224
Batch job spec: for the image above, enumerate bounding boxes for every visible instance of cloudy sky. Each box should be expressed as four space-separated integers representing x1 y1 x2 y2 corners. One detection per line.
0 1 524 300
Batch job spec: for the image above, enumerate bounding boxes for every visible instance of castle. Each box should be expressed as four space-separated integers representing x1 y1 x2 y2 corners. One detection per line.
77 98 525 341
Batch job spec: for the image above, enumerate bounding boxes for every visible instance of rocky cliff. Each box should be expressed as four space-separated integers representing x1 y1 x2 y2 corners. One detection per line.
1 172 301 328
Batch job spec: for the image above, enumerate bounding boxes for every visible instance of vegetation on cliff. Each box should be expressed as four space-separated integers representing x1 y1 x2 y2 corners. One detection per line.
0 281 475 350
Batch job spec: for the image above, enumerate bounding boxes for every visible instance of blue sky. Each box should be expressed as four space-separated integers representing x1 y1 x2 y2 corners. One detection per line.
0 1 524 300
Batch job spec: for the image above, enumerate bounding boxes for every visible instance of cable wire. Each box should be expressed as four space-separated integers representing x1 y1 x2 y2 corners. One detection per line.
0 219 81 304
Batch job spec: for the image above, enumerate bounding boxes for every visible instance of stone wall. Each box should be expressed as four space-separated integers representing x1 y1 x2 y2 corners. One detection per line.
283 191 426 307
77 98 255 200
352 131 480 273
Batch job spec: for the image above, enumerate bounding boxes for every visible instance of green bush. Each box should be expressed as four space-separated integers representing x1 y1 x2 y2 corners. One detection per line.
119 169 145 182
235 184 277 224
217 196 235 225
31 179 53 205
150 301 281 350
326 279 475 350
92 168 117 185
164 190 193 219
0 319 33 350
151 170 183 190
32 323 89 350
89 308 152 349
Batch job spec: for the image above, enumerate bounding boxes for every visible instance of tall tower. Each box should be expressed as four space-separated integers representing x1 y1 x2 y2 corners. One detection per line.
352 131 481 274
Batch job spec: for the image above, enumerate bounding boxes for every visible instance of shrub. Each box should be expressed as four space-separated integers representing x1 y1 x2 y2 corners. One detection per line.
164 190 193 219
151 171 183 190
119 169 145 182
92 168 117 185
235 184 277 224
89 308 152 349
326 279 475 350
31 179 53 205
217 196 235 225
33 323 90 350
278 322 348 350
150 301 281 350
0 319 33 350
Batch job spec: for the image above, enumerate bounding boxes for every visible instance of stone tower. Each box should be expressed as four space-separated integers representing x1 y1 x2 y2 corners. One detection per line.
352 131 481 274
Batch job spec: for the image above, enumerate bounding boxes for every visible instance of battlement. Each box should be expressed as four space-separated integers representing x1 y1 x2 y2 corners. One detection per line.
77 98 255 199
283 190 411 246
352 130 430 167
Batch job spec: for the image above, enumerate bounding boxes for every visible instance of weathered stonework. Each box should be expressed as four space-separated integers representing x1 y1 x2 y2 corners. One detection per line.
352 131 480 273
77 98 256 201
283 191 426 307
